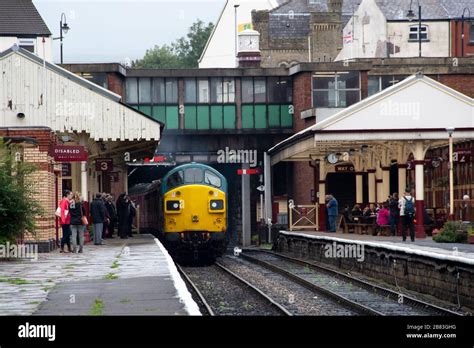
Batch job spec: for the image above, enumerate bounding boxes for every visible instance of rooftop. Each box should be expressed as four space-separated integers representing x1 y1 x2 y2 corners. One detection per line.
0 0 51 36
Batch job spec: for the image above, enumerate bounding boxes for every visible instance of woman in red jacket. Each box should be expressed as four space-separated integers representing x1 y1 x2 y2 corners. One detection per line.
60 190 73 253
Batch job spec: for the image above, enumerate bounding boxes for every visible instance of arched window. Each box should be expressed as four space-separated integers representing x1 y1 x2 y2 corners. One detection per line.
409 25 429 42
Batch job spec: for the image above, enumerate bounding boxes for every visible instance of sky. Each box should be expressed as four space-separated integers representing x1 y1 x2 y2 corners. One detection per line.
33 0 225 64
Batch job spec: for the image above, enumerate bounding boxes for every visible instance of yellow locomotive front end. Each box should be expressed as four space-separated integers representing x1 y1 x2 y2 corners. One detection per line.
160 164 228 259
163 185 227 234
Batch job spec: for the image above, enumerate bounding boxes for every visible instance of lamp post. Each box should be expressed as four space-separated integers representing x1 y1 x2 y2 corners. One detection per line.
447 127 455 220
461 7 471 57
407 0 422 58
53 13 70 64
234 3 240 66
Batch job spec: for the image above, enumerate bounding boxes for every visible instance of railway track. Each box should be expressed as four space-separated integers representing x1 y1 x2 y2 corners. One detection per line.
238 249 464 316
176 262 291 316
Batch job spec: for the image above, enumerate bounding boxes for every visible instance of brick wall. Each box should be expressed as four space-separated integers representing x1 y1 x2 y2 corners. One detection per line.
107 72 125 97
0 128 61 251
291 72 315 204
435 74 474 98
292 72 313 132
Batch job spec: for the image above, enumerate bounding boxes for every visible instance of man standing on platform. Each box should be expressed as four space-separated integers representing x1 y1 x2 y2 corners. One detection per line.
326 194 339 233
90 193 106 245
399 188 415 242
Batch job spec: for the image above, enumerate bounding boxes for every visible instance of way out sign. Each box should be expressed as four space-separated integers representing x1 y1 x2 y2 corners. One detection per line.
96 158 113 172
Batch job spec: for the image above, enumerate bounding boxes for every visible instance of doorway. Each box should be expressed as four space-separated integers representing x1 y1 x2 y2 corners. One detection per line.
326 172 357 210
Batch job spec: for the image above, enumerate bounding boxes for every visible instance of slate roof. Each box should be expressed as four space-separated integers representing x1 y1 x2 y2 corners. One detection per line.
268 0 474 38
0 0 51 36
376 0 474 20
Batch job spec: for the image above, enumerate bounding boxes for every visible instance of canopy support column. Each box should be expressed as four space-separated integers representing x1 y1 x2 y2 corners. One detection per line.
318 160 327 231
78 134 89 202
413 141 430 239
368 169 376 204
382 166 391 203
376 163 383 204
355 172 364 205
398 164 408 198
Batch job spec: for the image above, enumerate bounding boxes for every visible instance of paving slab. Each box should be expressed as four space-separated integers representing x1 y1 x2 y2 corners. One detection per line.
0 234 200 316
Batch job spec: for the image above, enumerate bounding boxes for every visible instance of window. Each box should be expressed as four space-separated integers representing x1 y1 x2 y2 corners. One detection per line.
204 170 222 188
125 78 138 104
198 79 210 103
184 78 197 103
165 78 178 104
222 78 235 103
368 76 380 97
242 77 254 103
268 77 292 103
18 38 35 53
78 72 108 89
209 78 235 104
409 25 428 41
166 171 184 189
184 167 204 183
211 78 223 103
139 78 151 104
312 72 360 108
254 77 266 103
368 75 407 97
470 23 474 43
152 78 165 103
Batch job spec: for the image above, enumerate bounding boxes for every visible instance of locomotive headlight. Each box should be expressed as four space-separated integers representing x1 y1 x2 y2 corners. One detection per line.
166 200 181 212
209 199 224 211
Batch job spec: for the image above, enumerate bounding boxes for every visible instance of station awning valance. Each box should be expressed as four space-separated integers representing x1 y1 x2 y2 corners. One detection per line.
0 46 163 142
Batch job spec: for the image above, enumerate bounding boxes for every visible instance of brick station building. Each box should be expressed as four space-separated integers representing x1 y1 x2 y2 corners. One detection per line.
0 46 163 251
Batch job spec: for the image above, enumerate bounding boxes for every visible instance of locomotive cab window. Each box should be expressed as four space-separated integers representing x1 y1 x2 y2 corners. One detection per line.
166 170 184 189
204 170 222 188
184 167 204 184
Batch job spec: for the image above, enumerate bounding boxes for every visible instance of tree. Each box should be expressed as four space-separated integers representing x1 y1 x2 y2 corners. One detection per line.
0 139 43 244
133 20 214 69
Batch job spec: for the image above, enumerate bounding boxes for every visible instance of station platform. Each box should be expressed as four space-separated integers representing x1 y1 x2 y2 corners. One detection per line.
276 230 474 311
0 234 200 316
278 231 474 266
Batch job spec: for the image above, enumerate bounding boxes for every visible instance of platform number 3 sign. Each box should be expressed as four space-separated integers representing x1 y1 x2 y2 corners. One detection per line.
95 158 113 172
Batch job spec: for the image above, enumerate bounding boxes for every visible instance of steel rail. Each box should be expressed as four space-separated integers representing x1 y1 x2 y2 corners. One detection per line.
176 264 215 316
243 249 464 317
214 261 293 316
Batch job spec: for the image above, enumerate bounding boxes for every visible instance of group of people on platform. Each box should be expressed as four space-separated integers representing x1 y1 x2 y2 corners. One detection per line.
330 188 435 242
57 190 137 253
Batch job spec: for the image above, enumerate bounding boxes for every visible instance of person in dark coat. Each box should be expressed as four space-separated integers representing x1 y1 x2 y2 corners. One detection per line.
69 192 85 253
101 193 110 240
105 195 117 238
127 200 136 237
117 193 130 239
351 204 363 222
90 193 106 245
389 193 400 236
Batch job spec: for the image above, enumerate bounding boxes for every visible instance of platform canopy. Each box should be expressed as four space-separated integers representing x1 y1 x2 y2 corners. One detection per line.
0 45 163 142
269 73 474 165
